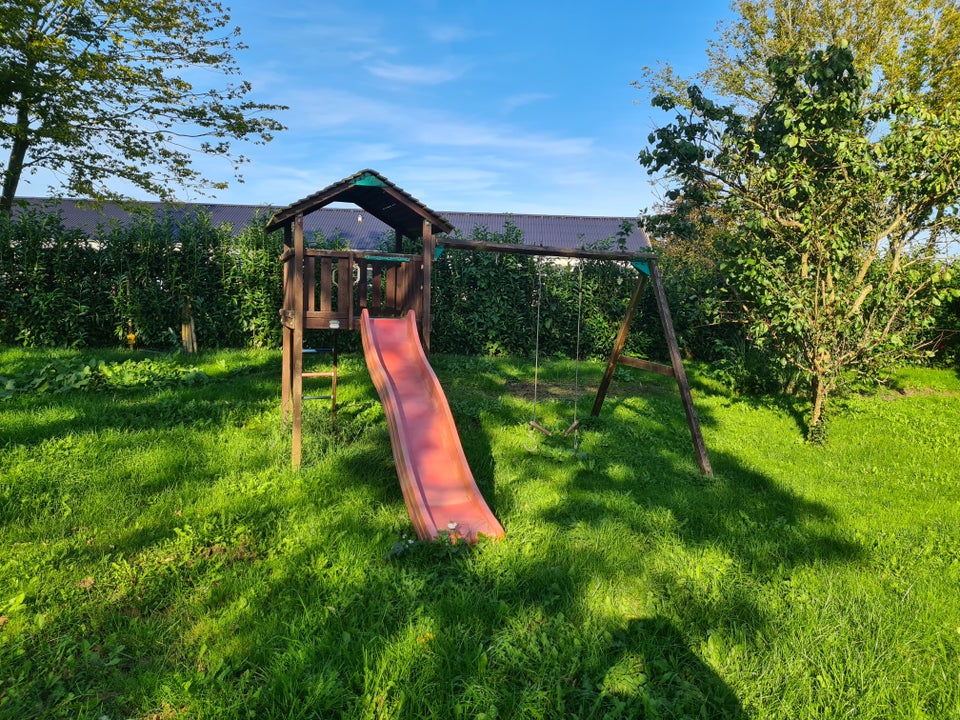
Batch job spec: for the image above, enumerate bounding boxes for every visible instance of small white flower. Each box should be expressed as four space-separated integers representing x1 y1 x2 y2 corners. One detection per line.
447 522 458 531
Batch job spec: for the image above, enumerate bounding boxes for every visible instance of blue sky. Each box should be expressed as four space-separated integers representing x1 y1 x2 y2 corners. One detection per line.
27 1 734 217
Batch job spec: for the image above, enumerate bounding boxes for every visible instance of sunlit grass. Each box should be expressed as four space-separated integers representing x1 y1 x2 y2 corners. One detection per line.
1 347 958 719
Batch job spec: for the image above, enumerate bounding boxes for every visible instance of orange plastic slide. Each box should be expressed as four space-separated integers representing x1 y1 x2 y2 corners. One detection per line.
360 309 505 543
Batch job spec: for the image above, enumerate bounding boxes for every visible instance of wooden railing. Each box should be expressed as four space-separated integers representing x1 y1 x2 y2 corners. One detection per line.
281 249 424 331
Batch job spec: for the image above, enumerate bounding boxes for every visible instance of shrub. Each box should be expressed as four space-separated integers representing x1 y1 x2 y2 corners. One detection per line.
0 207 284 350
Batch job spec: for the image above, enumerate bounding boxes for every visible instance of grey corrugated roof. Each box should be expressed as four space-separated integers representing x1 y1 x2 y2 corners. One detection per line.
11 197 647 252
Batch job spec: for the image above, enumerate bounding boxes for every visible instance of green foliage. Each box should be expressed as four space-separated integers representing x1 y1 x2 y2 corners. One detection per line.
431 222 649 360
931 260 960 367
0 356 207 399
0 210 114 347
639 0 960 121
107 211 225 347
0 205 727 368
0 207 284 350
0 0 285 210
432 222 538 356
641 44 960 438
703 0 960 113
217 219 286 348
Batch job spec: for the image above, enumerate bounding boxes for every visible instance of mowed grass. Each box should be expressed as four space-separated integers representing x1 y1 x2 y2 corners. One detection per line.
1 346 958 719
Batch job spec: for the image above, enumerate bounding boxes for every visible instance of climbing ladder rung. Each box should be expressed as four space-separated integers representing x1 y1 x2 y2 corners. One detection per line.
303 347 335 354
303 371 335 378
304 395 332 401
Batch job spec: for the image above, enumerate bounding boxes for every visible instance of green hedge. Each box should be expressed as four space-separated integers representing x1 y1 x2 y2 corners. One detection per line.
0 208 283 350
0 209 675 361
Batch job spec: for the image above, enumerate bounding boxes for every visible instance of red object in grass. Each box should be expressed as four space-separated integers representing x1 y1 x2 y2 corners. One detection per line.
361 309 505 543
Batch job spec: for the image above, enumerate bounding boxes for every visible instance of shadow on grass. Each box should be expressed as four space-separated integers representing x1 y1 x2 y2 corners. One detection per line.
0 353 865 719
0 371 279 448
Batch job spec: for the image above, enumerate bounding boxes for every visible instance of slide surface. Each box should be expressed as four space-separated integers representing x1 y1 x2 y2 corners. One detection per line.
360 309 505 543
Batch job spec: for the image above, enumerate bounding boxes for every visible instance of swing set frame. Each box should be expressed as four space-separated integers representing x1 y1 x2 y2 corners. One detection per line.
438 237 713 477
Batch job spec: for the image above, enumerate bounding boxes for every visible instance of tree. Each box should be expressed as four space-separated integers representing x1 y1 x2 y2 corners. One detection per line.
0 0 285 212
643 0 960 120
640 44 960 439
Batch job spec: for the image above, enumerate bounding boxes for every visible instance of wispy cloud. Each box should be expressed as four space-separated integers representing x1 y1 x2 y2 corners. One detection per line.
412 118 594 158
269 85 595 166
425 23 473 43
501 92 552 114
367 61 464 85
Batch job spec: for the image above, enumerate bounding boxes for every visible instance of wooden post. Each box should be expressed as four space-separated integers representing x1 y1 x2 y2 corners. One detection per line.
281 226 293 424
648 258 713 477
181 296 198 353
281 324 292 423
592 274 648 416
292 214 305 470
421 220 435 354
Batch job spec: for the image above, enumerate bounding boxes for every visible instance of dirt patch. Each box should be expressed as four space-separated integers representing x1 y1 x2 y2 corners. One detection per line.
880 386 960 401
506 380 670 401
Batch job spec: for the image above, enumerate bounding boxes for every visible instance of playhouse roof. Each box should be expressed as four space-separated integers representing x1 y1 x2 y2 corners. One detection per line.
265 169 454 239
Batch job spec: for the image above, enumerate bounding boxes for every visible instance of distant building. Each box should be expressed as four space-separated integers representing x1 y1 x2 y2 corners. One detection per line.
11 197 645 253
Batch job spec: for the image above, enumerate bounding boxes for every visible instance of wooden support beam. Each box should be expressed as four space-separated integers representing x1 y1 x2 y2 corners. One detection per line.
439 237 656 262
647 258 713 477
591 274 648 416
281 325 292 423
592 265 713 477
617 355 675 377
422 220 435 354
281 224 294 425
292 213 305 470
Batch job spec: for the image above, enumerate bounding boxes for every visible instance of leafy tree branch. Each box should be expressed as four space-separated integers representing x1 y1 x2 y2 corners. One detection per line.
0 0 286 212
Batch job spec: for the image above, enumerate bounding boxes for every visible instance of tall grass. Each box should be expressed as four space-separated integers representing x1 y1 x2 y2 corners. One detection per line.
1 348 958 719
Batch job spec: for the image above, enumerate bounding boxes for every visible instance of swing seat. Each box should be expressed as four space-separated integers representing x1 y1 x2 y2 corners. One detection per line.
528 420 553 436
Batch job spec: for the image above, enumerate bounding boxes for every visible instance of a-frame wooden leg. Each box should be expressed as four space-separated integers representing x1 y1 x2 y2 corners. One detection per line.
648 259 713 477
291 321 303 470
592 274 648 416
330 331 338 417
592 261 713 477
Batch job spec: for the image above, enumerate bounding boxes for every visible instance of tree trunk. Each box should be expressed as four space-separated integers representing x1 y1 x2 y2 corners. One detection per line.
0 104 32 214
808 373 829 443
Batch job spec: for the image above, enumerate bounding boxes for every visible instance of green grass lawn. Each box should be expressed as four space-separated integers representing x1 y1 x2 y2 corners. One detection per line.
1 347 958 719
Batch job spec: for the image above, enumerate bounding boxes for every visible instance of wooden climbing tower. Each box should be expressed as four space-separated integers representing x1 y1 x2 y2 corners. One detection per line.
265 169 453 468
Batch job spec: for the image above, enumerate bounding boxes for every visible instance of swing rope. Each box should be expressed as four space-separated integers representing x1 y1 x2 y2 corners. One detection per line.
528 259 585 448
564 260 584 447
529 260 551 437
